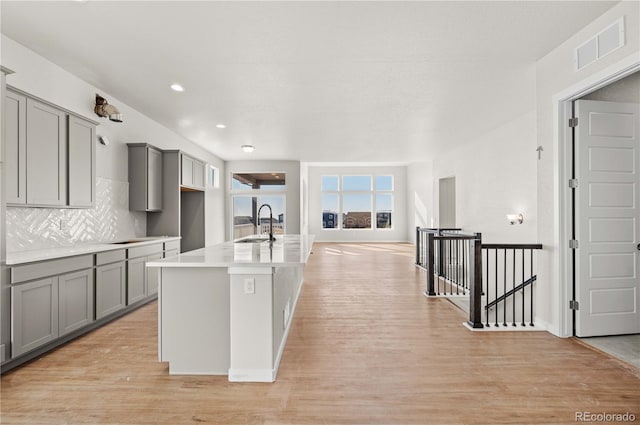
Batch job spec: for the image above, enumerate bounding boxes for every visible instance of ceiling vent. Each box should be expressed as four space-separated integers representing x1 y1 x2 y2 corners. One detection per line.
575 17 625 71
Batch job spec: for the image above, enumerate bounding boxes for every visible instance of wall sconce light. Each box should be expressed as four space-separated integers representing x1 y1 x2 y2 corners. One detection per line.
507 213 524 225
94 94 123 122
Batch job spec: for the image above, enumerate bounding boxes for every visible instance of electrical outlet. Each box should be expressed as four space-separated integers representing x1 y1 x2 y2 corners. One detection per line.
244 278 255 294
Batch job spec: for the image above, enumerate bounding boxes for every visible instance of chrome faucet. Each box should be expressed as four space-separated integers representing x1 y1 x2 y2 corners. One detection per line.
257 203 275 241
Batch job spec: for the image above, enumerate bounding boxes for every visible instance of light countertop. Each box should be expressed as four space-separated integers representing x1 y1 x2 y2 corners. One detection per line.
7 236 181 265
147 234 314 268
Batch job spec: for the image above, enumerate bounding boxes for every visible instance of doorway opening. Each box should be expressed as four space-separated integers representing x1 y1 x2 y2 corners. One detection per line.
555 56 640 340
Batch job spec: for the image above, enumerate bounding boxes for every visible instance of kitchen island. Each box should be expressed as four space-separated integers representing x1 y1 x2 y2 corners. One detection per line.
146 234 313 382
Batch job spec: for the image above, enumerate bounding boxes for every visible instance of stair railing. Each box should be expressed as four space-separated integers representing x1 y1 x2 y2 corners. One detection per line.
416 227 543 329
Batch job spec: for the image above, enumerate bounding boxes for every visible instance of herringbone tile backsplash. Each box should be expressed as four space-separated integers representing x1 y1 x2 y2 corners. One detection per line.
7 177 146 252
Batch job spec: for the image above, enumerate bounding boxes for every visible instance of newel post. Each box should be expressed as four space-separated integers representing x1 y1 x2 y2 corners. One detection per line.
415 227 421 266
425 232 436 296
467 233 484 328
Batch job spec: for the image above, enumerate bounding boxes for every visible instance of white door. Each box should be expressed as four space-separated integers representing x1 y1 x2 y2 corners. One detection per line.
575 99 640 337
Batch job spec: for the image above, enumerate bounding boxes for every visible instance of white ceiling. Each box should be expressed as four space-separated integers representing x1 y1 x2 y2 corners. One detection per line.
1 1 617 162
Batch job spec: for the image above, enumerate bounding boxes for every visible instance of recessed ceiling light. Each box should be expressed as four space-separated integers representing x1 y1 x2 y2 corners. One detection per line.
216 124 226 129
170 83 184 92
241 145 255 153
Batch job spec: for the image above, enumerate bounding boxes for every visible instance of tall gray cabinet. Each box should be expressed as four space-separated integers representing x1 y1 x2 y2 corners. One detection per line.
0 66 15 363
128 143 163 212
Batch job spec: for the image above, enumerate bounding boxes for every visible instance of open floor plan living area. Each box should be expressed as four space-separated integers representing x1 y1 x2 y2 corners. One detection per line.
0 1 639 424
2 243 638 424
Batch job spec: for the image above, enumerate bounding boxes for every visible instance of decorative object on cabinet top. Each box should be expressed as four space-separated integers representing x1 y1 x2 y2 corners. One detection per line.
93 93 123 122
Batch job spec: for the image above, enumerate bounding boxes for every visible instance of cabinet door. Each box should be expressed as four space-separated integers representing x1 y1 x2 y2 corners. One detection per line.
181 155 193 187
193 160 205 189
147 147 163 211
127 257 146 305
5 90 27 204
26 98 67 206
68 116 96 208
59 269 94 336
146 253 163 296
164 249 179 258
11 277 59 357
96 261 126 319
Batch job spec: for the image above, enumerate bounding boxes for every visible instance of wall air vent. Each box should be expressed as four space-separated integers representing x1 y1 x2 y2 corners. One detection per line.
575 17 625 71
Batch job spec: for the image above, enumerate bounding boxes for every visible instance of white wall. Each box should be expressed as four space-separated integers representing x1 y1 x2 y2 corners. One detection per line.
535 1 640 335
225 160 301 240
430 110 538 244
1 35 226 246
308 165 408 242
406 161 433 243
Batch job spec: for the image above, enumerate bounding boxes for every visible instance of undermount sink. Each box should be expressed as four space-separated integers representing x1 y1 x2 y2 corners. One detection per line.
234 237 271 244
110 239 147 244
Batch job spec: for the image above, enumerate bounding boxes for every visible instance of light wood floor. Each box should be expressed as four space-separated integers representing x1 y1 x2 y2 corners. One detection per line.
1 243 638 424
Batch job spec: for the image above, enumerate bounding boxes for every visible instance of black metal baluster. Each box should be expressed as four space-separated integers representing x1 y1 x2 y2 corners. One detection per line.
503 249 507 327
462 240 466 295
530 249 534 326
485 248 489 327
512 248 516 326
455 239 459 295
494 249 498 327
521 249 525 326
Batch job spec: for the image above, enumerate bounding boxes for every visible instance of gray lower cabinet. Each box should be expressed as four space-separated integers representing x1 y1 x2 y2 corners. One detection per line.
95 261 127 319
58 269 94 336
127 257 146 305
11 277 59 357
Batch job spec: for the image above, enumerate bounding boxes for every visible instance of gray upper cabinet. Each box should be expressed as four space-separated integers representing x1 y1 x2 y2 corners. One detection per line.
68 115 96 208
26 97 67 206
128 144 163 212
5 90 26 204
181 153 205 191
5 88 98 208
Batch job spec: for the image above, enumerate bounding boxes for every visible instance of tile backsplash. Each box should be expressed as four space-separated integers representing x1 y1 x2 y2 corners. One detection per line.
7 177 146 252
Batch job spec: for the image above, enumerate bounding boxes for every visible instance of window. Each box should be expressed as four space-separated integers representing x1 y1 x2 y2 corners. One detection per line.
208 165 219 188
233 195 286 239
321 174 394 230
231 172 286 238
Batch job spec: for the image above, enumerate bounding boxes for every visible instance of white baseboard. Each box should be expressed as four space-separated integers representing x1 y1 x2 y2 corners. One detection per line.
228 368 274 382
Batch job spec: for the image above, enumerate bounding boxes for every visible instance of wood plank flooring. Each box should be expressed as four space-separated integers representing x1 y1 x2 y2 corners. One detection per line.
1 243 638 424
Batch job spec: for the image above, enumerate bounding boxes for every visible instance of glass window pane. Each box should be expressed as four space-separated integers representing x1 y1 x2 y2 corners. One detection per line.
321 175 339 191
322 194 339 229
376 194 393 229
375 175 393 191
342 194 371 229
343 175 372 191
258 196 285 235
232 173 286 190
233 196 255 239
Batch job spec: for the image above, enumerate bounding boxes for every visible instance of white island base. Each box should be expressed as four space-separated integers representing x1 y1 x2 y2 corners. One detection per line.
150 235 312 382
